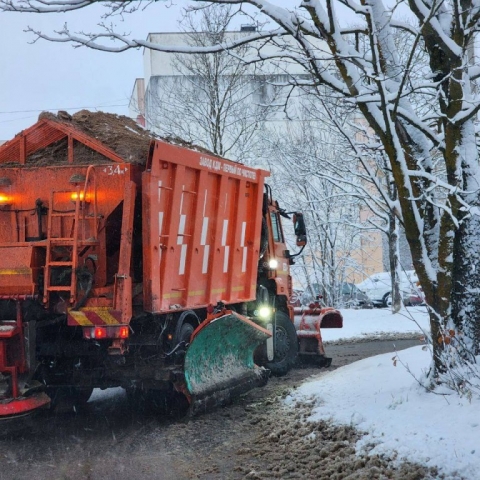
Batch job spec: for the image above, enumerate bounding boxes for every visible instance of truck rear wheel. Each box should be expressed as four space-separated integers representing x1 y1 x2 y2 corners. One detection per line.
171 322 195 365
265 312 298 376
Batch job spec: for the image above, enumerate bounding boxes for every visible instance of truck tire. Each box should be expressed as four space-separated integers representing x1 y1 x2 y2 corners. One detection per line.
265 311 298 376
171 322 195 365
178 322 194 345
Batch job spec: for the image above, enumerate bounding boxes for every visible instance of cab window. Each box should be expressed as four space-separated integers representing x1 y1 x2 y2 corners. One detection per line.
270 212 284 242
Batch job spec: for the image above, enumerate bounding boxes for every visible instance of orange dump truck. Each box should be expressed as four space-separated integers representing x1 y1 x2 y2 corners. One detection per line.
0 113 341 420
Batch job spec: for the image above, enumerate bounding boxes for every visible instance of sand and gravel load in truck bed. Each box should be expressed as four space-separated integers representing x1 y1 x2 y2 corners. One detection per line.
0 110 219 167
38 110 153 165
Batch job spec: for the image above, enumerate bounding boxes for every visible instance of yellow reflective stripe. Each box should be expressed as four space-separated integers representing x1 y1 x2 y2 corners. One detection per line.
67 308 120 326
0 268 30 275
163 292 183 299
211 288 226 294
94 309 120 325
188 290 205 296
68 310 94 326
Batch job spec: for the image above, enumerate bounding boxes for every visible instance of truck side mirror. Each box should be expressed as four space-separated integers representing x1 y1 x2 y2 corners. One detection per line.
293 213 307 247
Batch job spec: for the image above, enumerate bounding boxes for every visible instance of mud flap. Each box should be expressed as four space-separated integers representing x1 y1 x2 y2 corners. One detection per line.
184 312 271 415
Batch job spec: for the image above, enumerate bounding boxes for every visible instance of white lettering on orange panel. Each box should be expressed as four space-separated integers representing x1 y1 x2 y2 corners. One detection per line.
103 165 128 176
199 156 221 171
199 156 257 181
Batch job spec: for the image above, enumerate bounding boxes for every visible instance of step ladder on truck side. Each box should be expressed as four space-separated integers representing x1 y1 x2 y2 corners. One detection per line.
43 166 99 308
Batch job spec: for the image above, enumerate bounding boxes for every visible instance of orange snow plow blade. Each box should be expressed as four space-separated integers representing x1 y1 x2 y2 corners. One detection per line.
184 311 271 415
294 302 343 367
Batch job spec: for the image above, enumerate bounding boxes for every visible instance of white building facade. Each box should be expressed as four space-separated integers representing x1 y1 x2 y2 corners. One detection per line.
128 30 393 287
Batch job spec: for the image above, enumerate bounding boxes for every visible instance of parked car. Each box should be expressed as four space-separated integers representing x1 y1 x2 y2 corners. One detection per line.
290 284 373 309
341 282 374 309
356 271 424 308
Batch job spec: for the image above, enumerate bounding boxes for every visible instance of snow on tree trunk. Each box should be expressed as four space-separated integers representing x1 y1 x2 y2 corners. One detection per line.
388 212 402 314
450 119 480 355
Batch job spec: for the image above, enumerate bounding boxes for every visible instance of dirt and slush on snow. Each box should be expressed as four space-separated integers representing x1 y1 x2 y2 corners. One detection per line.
0 338 449 480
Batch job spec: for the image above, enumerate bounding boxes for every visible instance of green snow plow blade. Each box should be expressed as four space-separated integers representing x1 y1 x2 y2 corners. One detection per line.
184 312 271 415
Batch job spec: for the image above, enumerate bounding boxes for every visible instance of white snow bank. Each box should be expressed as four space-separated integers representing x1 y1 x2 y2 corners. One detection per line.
288 339 480 479
322 306 430 343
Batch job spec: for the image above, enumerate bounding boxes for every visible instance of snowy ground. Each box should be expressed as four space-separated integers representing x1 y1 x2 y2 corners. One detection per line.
288 306 479 480
321 305 430 343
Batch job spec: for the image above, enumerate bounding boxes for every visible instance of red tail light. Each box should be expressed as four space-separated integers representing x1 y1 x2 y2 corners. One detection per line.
83 325 130 339
94 327 107 339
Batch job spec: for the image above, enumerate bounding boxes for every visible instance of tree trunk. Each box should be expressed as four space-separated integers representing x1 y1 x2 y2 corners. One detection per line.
451 213 480 356
388 212 402 313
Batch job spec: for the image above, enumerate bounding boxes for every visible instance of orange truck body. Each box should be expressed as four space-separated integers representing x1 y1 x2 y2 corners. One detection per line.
0 116 308 418
142 141 269 313
0 122 276 320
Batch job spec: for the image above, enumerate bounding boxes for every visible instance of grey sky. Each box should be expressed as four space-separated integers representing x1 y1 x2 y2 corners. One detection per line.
0 2 185 140
0 0 311 141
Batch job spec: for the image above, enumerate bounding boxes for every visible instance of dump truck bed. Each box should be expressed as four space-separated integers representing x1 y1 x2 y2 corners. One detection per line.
143 140 269 313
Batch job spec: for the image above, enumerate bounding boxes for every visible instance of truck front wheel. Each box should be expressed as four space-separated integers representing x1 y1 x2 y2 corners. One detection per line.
265 312 298 376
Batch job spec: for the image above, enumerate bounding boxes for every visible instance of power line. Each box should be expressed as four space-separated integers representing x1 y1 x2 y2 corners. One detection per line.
0 115 36 125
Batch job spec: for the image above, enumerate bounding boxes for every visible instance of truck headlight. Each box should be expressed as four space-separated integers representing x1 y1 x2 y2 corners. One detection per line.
268 259 278 269
256 306 272 320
